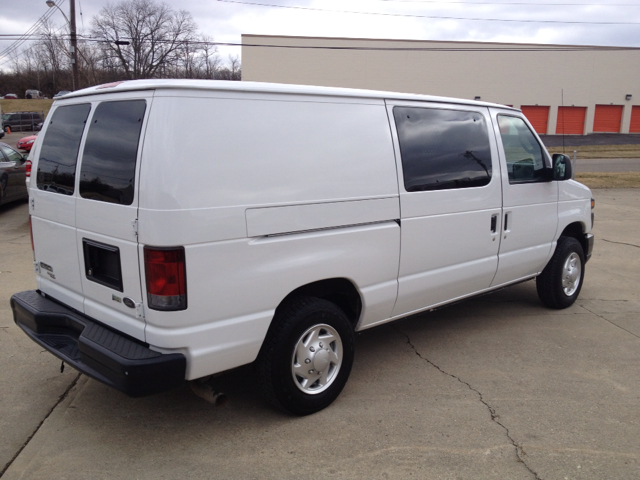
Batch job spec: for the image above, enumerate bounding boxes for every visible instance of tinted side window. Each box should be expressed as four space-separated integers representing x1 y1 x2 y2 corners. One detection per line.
393 107 492 192
37 104 91 195
498 115 548 184
80 100 146 205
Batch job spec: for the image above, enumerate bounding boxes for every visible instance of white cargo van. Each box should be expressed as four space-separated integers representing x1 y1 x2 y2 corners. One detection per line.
12 80 594 415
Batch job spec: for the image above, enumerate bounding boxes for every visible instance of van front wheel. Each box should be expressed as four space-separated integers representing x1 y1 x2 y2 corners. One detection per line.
256 296 354 416
536 236 585 309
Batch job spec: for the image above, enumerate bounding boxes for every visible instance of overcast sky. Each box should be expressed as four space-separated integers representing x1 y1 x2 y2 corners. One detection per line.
2 0 640 70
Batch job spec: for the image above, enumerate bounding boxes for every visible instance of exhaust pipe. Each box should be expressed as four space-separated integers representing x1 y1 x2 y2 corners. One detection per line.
189 379 228 406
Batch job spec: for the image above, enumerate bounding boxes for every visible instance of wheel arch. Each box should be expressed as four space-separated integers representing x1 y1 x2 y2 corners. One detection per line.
277 278 363 328
559 221 589 255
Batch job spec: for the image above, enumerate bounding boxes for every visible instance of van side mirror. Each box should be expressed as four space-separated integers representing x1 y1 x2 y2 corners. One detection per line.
552 154 573 181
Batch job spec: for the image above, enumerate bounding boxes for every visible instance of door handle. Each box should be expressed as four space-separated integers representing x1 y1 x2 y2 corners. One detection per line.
490 214 498 233
504 212 510 239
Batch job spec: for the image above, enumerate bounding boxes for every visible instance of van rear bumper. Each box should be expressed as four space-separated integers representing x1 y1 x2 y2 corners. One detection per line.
11 290 186 397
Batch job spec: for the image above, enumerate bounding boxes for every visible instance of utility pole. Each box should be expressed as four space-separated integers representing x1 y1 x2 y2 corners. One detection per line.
46 0 79 90
69 0 79 90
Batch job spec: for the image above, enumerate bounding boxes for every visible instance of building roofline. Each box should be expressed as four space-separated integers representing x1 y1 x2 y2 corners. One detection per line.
241 34 640 51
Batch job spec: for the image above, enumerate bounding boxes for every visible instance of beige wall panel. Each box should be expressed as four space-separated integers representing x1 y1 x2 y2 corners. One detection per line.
243 35 640 134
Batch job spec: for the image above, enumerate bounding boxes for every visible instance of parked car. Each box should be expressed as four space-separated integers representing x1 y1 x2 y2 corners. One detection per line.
3 93 18 99
25 89 45 99
11 80 594 415
53 90 72 98
2 111 44 132
0 128 4 140
0 142 28 206
17 133 38 152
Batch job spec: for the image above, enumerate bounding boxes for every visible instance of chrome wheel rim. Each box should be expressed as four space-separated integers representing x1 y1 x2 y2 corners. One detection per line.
562 252 581 296
291 324 342 395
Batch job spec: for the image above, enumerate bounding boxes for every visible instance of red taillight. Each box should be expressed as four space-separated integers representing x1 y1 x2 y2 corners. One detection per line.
144 246 187 311
25 160 32 177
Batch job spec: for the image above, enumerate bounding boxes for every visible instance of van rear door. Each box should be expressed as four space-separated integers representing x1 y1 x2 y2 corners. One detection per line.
75 94 151 340
32 103 92 311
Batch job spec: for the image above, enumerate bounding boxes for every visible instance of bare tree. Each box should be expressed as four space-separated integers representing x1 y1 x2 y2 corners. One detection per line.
215 54 241 81
228 54 241 80
91 0 198 79
1 0 240 94
198 34 221 79
34 19 69 91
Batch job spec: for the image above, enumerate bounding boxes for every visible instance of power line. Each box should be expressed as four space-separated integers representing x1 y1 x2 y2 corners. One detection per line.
3 35 639 51
377 0 640 5
0 0 67 66
0 34 70 40
217 0 640 25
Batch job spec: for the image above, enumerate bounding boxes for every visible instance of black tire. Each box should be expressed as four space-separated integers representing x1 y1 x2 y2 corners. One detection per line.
255 296 355 416
536 236 585 309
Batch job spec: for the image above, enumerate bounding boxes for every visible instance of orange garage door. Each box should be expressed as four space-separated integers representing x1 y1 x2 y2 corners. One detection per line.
556 107 586 135
630 106 640 133
593 105 623 133
521 106 550 134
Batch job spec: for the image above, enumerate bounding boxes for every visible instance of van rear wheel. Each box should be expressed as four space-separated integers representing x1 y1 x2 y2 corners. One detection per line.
536 236 585 309
256 296 354 416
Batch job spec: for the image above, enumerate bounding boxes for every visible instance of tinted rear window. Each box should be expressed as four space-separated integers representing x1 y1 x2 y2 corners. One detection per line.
394 107 492 192
79 100 146 205
37 104 91 195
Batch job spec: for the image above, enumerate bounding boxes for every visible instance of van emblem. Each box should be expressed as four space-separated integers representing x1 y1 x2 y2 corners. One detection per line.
123 297 136 309
39 262 53 273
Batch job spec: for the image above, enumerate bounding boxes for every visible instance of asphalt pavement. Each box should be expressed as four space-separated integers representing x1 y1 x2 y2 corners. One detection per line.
1 189 639 479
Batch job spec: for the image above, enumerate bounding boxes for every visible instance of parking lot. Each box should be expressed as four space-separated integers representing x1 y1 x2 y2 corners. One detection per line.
1 189 639 480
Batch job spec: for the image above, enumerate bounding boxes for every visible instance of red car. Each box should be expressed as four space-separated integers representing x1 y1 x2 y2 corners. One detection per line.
16 133 37 152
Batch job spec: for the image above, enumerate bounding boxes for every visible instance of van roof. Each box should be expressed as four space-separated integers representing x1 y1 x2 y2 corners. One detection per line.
61 79 518 111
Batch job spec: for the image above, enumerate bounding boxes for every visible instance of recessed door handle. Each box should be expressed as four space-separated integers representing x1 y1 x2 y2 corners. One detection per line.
490 214 498 233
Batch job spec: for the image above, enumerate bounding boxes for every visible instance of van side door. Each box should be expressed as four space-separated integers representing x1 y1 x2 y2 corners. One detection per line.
75 92 152 340
489 110 559 286
387 102 502 317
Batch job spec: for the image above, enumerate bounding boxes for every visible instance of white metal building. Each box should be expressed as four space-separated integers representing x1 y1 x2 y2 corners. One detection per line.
242 35 640 135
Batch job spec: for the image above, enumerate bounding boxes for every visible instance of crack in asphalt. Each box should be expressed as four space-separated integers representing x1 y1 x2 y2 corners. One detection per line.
602 238 640 249
580 304 640 340
0 373 81 478
393 326 542 480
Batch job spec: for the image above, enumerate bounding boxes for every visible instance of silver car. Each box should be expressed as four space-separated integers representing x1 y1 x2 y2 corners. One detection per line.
0 142 28 206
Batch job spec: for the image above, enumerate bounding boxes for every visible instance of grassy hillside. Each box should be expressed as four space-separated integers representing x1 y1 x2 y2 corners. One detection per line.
1 99 54 118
